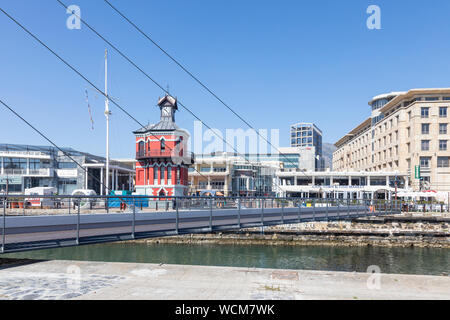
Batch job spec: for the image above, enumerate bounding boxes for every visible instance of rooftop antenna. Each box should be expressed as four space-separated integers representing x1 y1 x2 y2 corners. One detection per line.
166 84 170 95
104 49 111 195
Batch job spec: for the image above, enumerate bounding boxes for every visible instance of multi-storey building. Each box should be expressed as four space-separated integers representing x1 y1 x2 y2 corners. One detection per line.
290 123 324 170
277 170 408 200
188 147 321 197
189 153 278 197
333 88 450 192
0 143 134 195
133 94 194 197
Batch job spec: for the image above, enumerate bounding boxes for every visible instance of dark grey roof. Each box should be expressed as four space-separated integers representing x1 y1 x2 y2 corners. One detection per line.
133 120 179 134
0 143 105 161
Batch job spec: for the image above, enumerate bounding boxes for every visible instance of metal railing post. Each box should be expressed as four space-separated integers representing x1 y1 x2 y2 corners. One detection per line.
238 197 241 229
2 197 6 253
132 198 136 239
106 196 109 214
261 198 264 226
347 198 350 219
313 199 316 221
77 201 80 245
336 198 339 220
326 198 329 220
298 199 301 223
176 197 179 234
347 198 350 218
68 197 71 215
281 199 284 224
209 198 213 232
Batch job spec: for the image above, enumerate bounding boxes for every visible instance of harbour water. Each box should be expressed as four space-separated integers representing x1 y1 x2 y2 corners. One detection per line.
4 243 449 276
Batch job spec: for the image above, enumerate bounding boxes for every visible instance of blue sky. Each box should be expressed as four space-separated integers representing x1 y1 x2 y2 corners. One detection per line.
1 0 450 158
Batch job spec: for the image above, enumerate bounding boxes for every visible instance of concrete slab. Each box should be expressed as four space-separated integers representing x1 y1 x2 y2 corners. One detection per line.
0 260 449 300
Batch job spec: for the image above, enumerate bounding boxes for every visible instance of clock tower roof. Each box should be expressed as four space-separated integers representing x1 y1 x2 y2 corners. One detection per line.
133 94 180 134
157 94 178 110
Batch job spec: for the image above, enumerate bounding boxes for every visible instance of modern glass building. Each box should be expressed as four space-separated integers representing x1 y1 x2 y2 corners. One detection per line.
189 153 279 197
0 144 134 195
290 123 324 170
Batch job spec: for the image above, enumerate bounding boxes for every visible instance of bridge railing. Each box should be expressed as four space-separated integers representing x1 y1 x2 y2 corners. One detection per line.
0 194 409 217
0 194 411 253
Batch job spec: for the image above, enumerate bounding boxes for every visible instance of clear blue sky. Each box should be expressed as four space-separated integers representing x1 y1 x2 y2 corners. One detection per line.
1 0 450 158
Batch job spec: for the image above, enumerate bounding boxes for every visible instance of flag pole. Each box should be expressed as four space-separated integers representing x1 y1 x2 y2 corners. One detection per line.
104 49 110 196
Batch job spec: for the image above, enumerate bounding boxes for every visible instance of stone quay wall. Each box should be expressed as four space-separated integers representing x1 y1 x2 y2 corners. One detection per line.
137 213 450 248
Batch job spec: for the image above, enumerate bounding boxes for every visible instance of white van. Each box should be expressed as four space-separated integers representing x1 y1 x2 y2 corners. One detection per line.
25 187 57 207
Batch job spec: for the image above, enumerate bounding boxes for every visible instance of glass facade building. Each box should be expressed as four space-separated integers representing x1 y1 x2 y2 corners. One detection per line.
0 144 134 195
290 123 324 170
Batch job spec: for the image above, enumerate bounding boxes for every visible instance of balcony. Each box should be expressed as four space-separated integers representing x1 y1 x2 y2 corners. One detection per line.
2 168 53 176
26 169 52 176
3 169 26 175
136 150 195 164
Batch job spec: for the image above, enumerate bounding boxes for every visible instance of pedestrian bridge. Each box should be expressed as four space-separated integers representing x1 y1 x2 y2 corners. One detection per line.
0 196 401 254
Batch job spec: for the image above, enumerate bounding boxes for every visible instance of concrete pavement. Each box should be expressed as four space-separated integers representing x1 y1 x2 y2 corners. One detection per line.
0 259 449 300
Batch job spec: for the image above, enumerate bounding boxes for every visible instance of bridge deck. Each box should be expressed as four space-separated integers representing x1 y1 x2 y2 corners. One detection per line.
0 204 398 253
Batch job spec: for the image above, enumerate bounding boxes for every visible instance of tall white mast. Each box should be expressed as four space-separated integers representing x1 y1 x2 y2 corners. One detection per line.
104 49 110 195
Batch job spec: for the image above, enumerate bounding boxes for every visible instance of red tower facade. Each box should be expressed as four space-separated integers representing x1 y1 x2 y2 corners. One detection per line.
133 94 193 197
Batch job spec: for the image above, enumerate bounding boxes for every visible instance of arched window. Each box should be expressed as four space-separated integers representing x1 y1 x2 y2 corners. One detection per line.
138 141 145 156
161 138 166 151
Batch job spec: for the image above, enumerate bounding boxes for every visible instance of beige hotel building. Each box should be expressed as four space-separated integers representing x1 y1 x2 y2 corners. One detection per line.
333 88 450 193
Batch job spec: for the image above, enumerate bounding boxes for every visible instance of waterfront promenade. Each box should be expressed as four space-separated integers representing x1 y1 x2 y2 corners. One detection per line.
0 259 449 300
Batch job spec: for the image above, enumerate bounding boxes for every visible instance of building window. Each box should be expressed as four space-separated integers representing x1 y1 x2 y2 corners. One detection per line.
439 107 447 118
420 157 431 168
421 107 429 118
439 140 447 151
4 158 27 170
160 138 166 151
138 141 145 154
58 179 77 195
160 166 165 180
421 123 430 134
167 166 172 180
57 162 77 169
439 123 448 134
421 140 430 151
154 167 158 181
407 127 410 137
437 157 450 168
29 159 41 170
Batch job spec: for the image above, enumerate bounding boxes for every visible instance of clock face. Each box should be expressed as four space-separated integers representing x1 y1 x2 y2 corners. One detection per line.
162 106 172 117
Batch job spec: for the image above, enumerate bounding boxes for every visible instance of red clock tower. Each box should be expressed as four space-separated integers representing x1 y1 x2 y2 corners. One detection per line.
133 94 193 198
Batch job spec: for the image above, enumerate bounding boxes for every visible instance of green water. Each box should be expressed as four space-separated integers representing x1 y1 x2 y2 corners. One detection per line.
3 243 449 276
